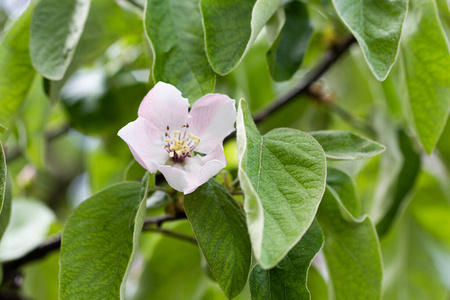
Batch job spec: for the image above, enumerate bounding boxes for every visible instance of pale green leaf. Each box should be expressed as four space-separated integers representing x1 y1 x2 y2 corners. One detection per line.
185 179 251 299
318 168 382 300
307 267 328 300
249 221 323 300
267 1 313 81
237 99 326 269
201 0 280 75
333 0 407 80
145 0 215 100
59 182 145 299
401 0 450 154
0 3 36 138
0 199 55 262
30 0 91 80
311 130 386 160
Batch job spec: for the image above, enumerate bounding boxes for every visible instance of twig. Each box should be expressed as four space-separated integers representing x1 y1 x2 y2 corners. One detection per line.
143 228 197 245
253 35 356 124
142 212 187 228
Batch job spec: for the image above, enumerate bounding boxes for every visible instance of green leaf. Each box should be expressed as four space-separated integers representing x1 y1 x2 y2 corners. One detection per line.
134 221 209 300
185 179 251 299
0 3 36 138
0 142 5 215
236 99 326 269
317 168 382 300
249 221 323 300
267 1 313 81
145 0 215 100
59 182 145 299
201 0 280 75
0 199 55 261
30 0 91 80
332 0 407 80
401 0 450 154
23 251 59 300
0 143 11 243
310 130 386 160
307 267 328 300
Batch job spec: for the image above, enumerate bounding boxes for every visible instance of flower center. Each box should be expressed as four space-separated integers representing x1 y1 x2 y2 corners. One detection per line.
164 124 200 162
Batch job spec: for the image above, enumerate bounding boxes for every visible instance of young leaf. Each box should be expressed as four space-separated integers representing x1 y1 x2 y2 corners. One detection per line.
201 0 280 75
0 3 36 137
30 0 91 80
318 168 383 300
249 221 323 300
145 0 215 101
59 182 145 299
332 0 407 81
401 0 450 154
237 99 326 269
310 130 386 160
267 1 313 81
185 179 251 299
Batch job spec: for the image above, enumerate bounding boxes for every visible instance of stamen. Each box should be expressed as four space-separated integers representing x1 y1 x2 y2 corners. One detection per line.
173 130 181 135
165 138 171 143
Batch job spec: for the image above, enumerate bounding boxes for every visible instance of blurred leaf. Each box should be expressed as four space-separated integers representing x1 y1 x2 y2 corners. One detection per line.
267 1 313 81
236 99 326 269
401 0 450 154
0 145 11 241
134 221 209 300
59 182 145 299
50 0 142 100
0 142 5 213
0 198 55 261
185 179 251 299
201 0 280 75
0 3 36 138
30 0 91 80
144 0 215 101
332 0 407 80
311 130 386 160
318 168 382 300
307 266 328 300
376 129 421 237
23 251 59 300
249 221 323 300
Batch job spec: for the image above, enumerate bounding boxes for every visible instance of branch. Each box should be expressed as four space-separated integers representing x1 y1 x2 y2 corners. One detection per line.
253 35 356 124
1 213 188 284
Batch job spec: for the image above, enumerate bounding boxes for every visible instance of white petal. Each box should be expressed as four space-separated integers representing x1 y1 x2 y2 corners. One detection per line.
158 145 227 194
118 117 168 173
189 94 236 153
138 82 191 132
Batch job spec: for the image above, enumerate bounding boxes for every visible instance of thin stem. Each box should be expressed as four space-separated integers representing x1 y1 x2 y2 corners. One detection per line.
143 228 197 245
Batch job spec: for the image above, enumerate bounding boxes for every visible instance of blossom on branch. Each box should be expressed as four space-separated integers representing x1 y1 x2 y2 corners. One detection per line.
118 82 236 194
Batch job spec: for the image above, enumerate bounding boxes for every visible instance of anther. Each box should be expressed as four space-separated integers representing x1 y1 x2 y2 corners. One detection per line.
165 138 171 143
167 126 170 130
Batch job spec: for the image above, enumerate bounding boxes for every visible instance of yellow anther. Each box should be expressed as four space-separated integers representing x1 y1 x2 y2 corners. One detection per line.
188 133 199 140
195 140 200 146
169 152 174 158
173 130 181 135
165 138 172 143
170 145 175 150
180 139 185 144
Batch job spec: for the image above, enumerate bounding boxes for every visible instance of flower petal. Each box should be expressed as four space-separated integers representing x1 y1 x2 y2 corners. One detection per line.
158 145 227 194
138 82 191 132
118 117 168 173
189 94 236 153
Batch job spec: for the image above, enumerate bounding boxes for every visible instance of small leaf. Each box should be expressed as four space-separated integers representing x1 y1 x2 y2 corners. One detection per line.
333 0 407 80
318 168 382 300
30 0 91 80
145 0 215 100
185 179 251 299
311 130 386 160
201 0 281 75
0 3 36 137
401 0 450 154
267 1 313 81
59 182 145 299
237 99 326 269
249 221 323 300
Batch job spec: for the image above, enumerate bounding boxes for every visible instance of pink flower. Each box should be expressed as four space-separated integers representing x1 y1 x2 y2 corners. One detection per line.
118 82 236 194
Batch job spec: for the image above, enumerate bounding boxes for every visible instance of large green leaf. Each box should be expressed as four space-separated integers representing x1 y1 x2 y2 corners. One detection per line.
401 0 450 154
266 1 313 81
59 182 145 299
185 179 251 299
249 221 323 300
0 3 36 137
236 99 326 269
201 0 280 75
145 0 215 100
310 130 386 160
30 0 91 80
332 0 407 81
318 168 382 300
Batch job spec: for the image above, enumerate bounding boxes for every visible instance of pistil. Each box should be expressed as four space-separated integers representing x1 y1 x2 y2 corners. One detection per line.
164 124 200 162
